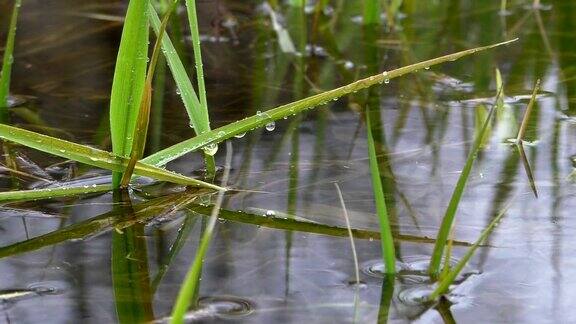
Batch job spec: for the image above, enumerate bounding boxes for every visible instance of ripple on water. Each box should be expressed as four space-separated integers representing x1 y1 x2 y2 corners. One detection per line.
197 296 255 319
0 281 64 310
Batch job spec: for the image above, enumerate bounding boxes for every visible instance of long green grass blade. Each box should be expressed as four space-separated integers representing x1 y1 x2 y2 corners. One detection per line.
0 185 112 203
121 0 180 187
363 0 381 25
183 0 216 177
109 0 149 186
427 201 512 301
142 39 517 167
0 0 21 110
0 123 223 189
184 0 209 126
428 105 496 278
366 107 395 274
148 4 207 135
170 142 232 324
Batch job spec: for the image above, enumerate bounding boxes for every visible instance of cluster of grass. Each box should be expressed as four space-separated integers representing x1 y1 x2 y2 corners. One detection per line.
0 0 528 321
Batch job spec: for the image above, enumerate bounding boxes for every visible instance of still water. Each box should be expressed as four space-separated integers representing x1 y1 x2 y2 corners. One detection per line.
0 0 575 323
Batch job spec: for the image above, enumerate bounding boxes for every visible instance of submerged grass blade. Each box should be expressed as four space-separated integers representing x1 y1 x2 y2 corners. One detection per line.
142 39 518 167
428 105 497 278
170 141 232 324
109 0 149 186
427 200 513 301
0 184 112 203
0 124 223 189
0 0 21 109
121 0 179 187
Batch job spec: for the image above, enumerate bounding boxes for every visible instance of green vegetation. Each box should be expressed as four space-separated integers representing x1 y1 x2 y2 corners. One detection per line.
1 0 551 322
0 0 20 111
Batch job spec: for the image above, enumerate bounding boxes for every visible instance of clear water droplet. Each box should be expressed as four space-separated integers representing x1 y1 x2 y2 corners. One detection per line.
265 122 276 132
202 143 218 156
265 210 276 217
384 79 390 84
234 132 246 138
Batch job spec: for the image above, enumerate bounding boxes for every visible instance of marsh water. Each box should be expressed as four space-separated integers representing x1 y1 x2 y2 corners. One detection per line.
1 0 575 323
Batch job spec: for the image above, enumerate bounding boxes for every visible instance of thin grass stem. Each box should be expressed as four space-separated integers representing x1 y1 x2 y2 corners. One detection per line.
516 79 541 143
0 0 21 111
169 141 232 324
334 183 361 323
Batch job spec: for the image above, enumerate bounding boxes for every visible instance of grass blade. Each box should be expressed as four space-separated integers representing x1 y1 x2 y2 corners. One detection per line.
0 184 112 203
335 183 361 322
363 0 381 25
121 0 179 187
428 105 496 278
151 212 198 292
142 39 518 167
427 200 513 301
148 4 207 136
366 106 396 274
183 0 216 177
0 0 21 110
170 141 232 324
109 0 149 186
184 0 209 126
516 79 540 143
0 123 223 190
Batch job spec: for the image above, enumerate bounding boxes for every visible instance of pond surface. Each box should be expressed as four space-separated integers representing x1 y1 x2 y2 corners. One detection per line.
1 0 575 323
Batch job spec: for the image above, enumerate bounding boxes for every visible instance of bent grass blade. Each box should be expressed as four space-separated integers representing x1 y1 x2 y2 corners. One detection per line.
142 39 518 167
0 123 223 190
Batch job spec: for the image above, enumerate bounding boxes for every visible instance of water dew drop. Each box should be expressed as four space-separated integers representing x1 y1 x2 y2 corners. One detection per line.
202 143 218 156
265 122 276 132
265 210 276 217
234 132 246 138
